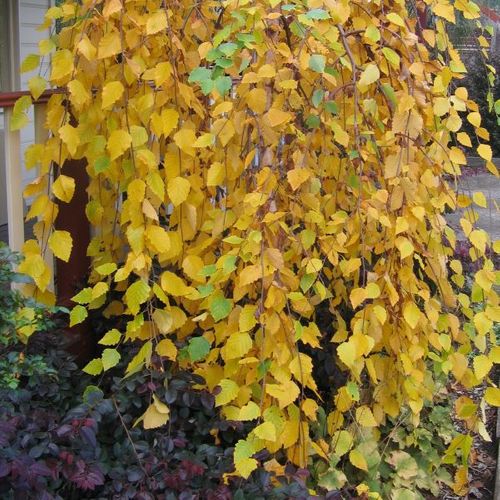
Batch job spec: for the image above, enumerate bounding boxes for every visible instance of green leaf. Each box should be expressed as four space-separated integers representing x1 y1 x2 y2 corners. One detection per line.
213 24 231 47
125 280 150 315
365 25 380 43
197 283 214 298
305 8 329 20
309 54 326 73
102 348 121 370
494 99 500 115
82 358 103 375
218 42 238 56
70 305 88 327
214 76 232 96
306 115 320 129
300 273 316 292
188 67 212 83
94 156 110 173
21 54 40 73
223 255 237 274
325 101 339 115
200 79 214 95
72 287 92 304
382 47 400 67
187 336 211 362
210 295 232 322
257 359 271 380
312 89 324 108
99 329 121 346
381 83 397 106
199 264 217 277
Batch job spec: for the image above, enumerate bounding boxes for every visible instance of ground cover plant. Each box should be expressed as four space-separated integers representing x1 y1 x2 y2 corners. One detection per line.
9 0 500 496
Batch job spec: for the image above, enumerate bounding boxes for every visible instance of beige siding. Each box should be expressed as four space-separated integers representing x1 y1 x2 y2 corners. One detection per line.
18 0 51 188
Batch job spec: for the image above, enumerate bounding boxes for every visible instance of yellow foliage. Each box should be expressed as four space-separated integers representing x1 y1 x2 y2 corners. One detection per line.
16 0 500 488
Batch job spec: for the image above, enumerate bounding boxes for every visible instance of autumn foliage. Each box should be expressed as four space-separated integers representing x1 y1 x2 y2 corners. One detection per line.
14 0 500 494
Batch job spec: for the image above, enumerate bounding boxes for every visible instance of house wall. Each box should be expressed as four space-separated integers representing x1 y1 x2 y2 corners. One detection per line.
18 0 52 188
0 0 51 226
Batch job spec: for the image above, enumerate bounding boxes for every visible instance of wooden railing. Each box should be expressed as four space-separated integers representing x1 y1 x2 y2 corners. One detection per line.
1 90 54 288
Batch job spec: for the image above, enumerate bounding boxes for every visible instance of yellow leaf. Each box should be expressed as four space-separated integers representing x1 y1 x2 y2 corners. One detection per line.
152 309 173 333
21 54 40 73
266 379 300 408
102 81 124 109
239 264 261 287
224 332 252 360
182 255 204 282
469 229 487 253
433 3 455 22
472 192 487 208
484 387 500 407
467 112 481 128
266 108 292 127
162 108 179 137
145 225 171 253
247 88 267 114
306 258 322 274
386 12 405 27
48 230 73 262
332 430 353 457
473 355 492 379
301 398 319 420
489 346 500 363
160 271 193 296
403 302 421 329
396 238 414 259
156 338 177 360
337 342 356 368
373 305 387 325
215 379 239 406
365 283 380 299
449 147 466 165
350 288 366 309
358 64 380 88
477 144 492 162
51 49 73 81
143 395 170 429
212 118 235 147
433 97 450 116
52 174 75 203
167 177 191 206
258 64 276 78
28 76 47 100
356 406 377 427
254 421 276 442
287 168 311 191
193 133 214 148
103 0 122 18
68 80 90 108
457 132 472 147
97 31 121 59
349 449 368 471
174 128 197 156
107 130 132 160
452 465 468 496
239 305 258 332
238 401 260 421
207 162 225 186
146 10 167 35
59 124 80 156
234 439 258 478
77 37 96 61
